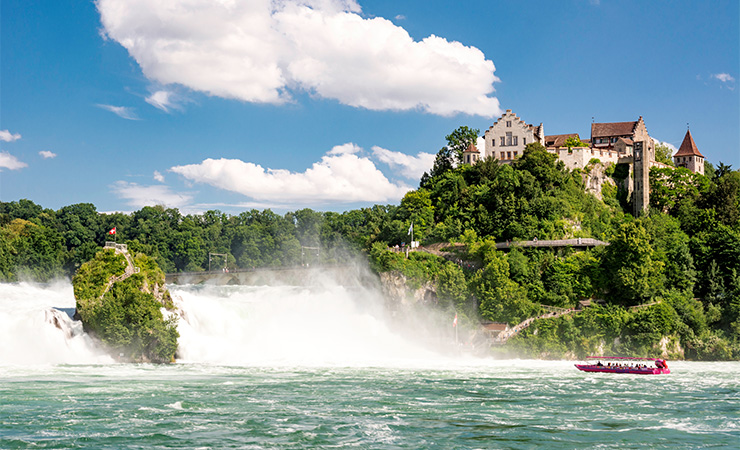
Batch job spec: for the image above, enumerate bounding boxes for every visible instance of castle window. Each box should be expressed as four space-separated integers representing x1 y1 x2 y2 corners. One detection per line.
500 151 505 159
514 151 518 157
507 151 512 159
506 132 512 146
507 121 512 127
500 136 505 146
492 139 495 147
523 138 527 145
513 136 518 146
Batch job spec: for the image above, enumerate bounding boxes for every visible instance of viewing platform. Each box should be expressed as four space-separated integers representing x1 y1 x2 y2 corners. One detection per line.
495 238 608 250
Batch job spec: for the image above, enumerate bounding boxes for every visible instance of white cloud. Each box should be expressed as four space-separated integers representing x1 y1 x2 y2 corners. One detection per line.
652 138 678 159
153 170 165 182
39 150 57 159
97 104 140 120
170 144 411 205
712 73 735 83
146 90 176 112
97 0 501 117
0 130 21 142
111 181 193 208
0 152 28 170
371 146 435 180
327 142 362 155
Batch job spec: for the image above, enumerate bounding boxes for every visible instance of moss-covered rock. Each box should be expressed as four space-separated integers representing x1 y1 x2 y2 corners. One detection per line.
73 248 179 363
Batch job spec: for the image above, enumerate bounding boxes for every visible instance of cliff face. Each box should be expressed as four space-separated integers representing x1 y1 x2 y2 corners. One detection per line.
379 271 437 310
582 162 617 201
73 247 178 363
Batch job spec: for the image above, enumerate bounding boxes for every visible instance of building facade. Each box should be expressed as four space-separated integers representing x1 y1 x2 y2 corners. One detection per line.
471 109 705 216
673 129 705 175
483 110 544 163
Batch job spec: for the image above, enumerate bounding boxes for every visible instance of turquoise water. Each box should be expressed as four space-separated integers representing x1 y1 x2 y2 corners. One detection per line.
1 283 738 449
1 361 738 449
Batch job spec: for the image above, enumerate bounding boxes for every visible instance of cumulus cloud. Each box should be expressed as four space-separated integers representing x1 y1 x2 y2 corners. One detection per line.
153 170 165 182
0 130 21 142
97 104 140 120
371 146 435 180
39 150 57 159
327 142 362 155
170 143 411 205
97 0 501 116
0 152 27 170
111 181 193 208
712 73 735 83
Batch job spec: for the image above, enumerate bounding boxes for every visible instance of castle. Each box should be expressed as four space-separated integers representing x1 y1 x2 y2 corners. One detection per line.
462 109 706 216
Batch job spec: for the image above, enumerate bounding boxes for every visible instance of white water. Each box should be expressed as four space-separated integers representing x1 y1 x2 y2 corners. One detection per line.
172 284 448 367
0 281 468 367
0 282 111 365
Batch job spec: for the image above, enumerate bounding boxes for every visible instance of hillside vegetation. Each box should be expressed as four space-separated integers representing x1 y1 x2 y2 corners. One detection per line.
1 137 739 360
73 248 178 363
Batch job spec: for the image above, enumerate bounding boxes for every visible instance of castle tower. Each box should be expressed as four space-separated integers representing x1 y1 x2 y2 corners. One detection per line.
462 142 480 165
672 129 705 175
633 140 653 216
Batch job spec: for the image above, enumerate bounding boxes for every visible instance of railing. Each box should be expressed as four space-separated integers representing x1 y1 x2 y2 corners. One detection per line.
495 238 608 249
104 241 128 252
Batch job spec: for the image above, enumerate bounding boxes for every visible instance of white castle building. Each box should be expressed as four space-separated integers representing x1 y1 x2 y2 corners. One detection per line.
474 109 705 215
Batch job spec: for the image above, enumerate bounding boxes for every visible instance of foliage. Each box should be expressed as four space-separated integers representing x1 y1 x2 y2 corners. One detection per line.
599 221 665 305
73 248 178 363
654 142 675 166
564 136 589 148
445 126 480 164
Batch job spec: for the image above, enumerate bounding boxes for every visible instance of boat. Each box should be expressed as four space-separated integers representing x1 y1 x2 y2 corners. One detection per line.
575 356 670 375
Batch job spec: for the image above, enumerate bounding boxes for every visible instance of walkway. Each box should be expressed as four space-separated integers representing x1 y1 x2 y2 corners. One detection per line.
495 238 609 250
494 305 576 344
100 242 140 298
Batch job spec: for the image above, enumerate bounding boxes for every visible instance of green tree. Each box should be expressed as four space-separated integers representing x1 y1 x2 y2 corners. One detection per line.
445 126 480 164
600 221 665 305
654 142 675 166
564 136 589 148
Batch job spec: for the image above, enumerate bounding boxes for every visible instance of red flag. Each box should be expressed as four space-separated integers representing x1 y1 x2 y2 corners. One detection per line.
453 313 458 327
108 227 116 235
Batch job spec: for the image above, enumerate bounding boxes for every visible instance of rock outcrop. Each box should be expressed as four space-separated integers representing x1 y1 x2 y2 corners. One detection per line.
73 245 178 363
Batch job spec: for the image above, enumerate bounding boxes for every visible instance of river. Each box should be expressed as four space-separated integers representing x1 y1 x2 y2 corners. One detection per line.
1 282 738 449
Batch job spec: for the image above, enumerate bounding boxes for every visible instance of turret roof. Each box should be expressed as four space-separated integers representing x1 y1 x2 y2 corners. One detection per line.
463 142 479 153
673 130 704 158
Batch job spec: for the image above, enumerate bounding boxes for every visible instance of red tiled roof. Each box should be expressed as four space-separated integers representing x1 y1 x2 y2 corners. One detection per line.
673 130 704 158
464 142 479 153
545 133 580 147
591 121 637 138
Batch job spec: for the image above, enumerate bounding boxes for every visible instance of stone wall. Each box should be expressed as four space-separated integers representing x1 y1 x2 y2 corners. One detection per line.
549 147 622 170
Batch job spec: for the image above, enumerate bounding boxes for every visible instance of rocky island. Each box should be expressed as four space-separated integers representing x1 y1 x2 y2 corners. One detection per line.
73 243 179 363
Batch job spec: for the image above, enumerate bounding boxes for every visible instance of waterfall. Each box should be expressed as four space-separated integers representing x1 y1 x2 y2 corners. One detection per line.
1 281 464 367
0 282 111 365
171 284 443 367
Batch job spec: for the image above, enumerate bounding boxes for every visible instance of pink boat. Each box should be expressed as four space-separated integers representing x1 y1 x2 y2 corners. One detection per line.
575 356 670 375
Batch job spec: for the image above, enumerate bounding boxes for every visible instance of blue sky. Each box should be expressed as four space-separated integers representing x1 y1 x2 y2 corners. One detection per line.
1 0 738 215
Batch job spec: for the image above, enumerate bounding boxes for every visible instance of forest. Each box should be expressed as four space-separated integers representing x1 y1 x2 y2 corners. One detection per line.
1 132 739 360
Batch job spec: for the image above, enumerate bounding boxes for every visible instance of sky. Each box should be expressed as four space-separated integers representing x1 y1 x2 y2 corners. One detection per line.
1 0 738 215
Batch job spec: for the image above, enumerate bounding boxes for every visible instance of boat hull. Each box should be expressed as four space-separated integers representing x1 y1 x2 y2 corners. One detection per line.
575 364 670 375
